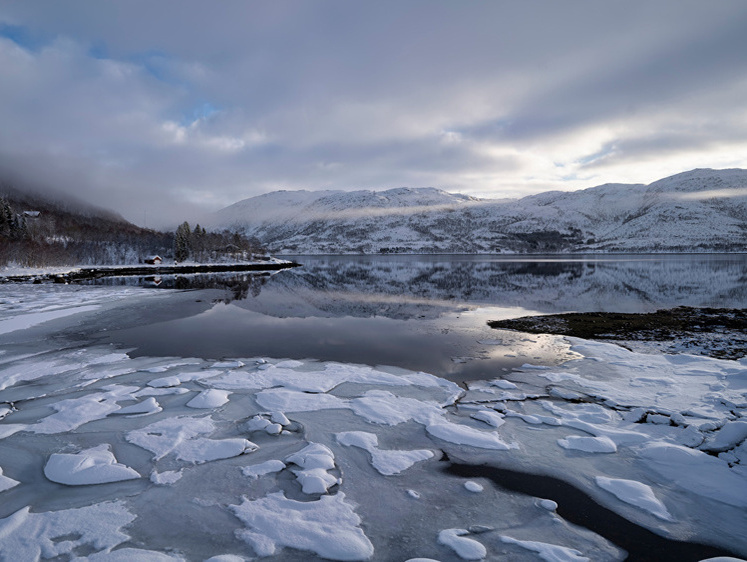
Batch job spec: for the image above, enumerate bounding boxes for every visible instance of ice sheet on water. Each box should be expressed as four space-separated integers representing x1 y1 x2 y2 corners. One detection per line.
1 303 746 560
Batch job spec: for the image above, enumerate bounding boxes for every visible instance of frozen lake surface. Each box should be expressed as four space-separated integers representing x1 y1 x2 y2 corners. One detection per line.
1 254 746 561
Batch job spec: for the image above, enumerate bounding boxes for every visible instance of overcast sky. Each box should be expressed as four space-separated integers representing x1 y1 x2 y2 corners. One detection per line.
1 1 747 227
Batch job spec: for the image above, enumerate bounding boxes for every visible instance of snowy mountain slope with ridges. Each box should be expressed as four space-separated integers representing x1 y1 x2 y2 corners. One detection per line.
207 169 747 253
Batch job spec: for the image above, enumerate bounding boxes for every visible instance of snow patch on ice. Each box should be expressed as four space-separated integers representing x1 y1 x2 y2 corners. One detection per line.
150 469 184 485
336 431 434 475
186 389 231 409
464 481 484 493
595 476 673 521
241 459 286 479
44 444 140 485
0 500 135 560
558 435 618 453
126 415 260 465
500 535 589 561
230 491 374 560
438 528 487 560
286 443 340 494
0 466 19 492
639 443 747 508
471 409 506 428
426 421 518 450
112 397 162 416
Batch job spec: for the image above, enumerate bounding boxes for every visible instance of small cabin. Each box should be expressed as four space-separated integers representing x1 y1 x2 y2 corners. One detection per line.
144 255 163 265
23 210 41 218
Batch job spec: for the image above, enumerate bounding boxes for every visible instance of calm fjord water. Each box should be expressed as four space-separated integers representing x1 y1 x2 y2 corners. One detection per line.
104 254 747 383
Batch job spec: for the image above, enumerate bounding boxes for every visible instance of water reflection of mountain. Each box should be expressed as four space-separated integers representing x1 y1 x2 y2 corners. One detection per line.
229 255 747 319
87 255 747 320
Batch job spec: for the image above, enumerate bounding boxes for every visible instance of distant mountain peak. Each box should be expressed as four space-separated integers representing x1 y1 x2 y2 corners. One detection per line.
206 168 747 254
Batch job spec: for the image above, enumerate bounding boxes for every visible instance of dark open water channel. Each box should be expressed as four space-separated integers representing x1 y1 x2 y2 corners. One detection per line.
101 253 747 384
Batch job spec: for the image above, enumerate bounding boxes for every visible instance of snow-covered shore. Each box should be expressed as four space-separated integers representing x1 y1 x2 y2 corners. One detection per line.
0 258 298 284
0 287 745 560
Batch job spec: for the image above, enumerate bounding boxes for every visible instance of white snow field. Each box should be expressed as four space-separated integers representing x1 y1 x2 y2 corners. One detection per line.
0 286 746 560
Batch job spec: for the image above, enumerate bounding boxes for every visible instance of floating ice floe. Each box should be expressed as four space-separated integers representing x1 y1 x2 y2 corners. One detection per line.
32 385 140 434
241 412 292 435
81 547 187 560
464 481 484 493
0 305 100 336
126 415 258 463
558 435 618 453
0 500 135 559
230 491 374 560
211 360 245 369
638 443 747 508
471 409 506 428
112 397 162 416
0 466 19 492
147 369 223 388
286 443 340 494
2 303 747 560
426 421 517 450
500 535 589 561
336 431 434 475
595 477 673 521
186 389 231 409
241 459 286 479
437 528 487 560
44 444 140 485
150 469 184 485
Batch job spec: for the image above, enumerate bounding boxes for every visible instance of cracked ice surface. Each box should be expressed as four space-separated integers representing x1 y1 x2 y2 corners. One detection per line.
0 293 746 559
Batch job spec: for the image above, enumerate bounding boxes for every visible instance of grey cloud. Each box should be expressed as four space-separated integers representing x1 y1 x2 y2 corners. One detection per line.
1 1 747 226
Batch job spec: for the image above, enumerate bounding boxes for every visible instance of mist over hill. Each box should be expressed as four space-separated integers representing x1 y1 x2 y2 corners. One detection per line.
205 169 747 254
0 180 172 266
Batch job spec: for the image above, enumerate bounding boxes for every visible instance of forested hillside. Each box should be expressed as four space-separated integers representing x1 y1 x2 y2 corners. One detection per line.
0 183 172 267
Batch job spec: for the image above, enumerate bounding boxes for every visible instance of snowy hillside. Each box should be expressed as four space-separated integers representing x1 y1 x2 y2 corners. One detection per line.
206 169 747 254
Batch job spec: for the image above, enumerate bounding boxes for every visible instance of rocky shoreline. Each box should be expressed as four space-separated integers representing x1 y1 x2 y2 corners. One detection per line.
489 307 747 360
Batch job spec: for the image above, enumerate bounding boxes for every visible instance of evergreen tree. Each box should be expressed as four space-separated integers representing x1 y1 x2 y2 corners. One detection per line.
174 221 192 262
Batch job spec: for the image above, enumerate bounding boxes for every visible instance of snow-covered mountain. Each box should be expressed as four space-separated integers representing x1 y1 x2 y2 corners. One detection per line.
205 169 747 253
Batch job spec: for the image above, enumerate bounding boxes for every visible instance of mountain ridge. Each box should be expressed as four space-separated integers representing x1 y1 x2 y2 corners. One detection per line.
205 168 747 254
